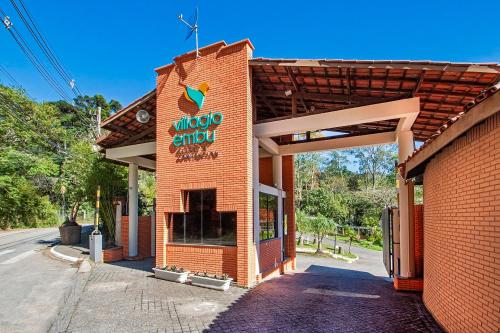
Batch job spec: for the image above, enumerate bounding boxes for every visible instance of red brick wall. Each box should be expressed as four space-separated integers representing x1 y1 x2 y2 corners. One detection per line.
422 112 500 333
155 40 255 286
259 157 273 186
138 216 151 258
414 204 424 277
259 238 282 274
166 244 237 279
122 216 129 256
103 246 123 262
121 215 152 258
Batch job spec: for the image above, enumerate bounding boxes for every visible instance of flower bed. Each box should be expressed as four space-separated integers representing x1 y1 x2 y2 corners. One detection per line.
190 272 233 291
153 266 189 283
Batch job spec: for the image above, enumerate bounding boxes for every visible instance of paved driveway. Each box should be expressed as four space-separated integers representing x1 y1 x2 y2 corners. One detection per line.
52 250 442 333
207 255 442 332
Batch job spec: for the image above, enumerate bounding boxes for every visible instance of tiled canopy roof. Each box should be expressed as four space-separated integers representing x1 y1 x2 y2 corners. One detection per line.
97 89 156 149
97 57 499 149
250 59 500 143
402 85 499 179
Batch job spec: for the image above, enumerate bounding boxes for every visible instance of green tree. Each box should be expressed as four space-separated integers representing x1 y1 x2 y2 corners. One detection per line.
139 171 156 215
295 209 310 246
308 214 334 253
59 140 97 224
350 145 397 188
344 225 357 254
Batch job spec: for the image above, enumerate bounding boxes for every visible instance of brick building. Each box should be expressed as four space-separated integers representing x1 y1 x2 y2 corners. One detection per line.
403 90 499 332
96 39 499 329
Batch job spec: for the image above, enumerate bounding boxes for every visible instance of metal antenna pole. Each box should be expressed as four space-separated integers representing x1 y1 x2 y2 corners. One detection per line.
195 27 199 57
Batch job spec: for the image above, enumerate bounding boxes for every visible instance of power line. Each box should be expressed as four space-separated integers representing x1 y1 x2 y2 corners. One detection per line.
0 64 21 87
1 15 73 103
0 64 34 99
0 7 95 130
9 0 82 96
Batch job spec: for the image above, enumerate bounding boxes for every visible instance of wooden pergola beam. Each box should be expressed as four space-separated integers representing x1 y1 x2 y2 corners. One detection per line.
106 123 135 136
120 125 156 146
258 95 279 116
286 67 308 112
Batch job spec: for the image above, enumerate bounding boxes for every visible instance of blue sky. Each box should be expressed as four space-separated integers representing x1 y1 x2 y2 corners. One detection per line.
0 0 499 105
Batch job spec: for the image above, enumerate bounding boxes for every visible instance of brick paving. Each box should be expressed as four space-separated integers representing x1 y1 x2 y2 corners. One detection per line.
51 255 442 333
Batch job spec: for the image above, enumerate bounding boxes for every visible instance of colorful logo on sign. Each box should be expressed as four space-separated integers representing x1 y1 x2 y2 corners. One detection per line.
183 82 209 110
173 82 223 149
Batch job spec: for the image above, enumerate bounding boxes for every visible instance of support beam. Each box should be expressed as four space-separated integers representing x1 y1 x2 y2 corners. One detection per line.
119 157 155 170
272 155 283 189
259 137 280 155
286 67 308 111
128 163 139 257
252 137 260 275
254 97 420 138
396 111 419 133
397 130 415 278
279 131 396 155
106 142 156 159
272 155 284 261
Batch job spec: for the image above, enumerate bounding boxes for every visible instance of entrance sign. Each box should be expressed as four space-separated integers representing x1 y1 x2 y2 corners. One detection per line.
172 111 223 147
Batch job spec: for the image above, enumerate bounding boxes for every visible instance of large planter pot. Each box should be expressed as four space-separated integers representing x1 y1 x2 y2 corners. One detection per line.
59 224 81 245
153 268 189 283
103 246 123 263
190 275 233 291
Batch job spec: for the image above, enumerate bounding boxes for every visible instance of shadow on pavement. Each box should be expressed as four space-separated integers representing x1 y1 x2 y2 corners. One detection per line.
204 264 443 333
105 257 154 274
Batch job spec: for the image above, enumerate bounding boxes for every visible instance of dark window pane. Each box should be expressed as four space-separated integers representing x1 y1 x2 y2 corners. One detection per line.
169 189 236 247
171 213 185 243
185 212 201 243
220 212 236 246
268 195 278 239
259 193 269 240
187 190 202 215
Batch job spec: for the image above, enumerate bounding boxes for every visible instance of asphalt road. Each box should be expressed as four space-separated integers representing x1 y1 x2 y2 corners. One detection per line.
0 228 77 333
298 235 388 278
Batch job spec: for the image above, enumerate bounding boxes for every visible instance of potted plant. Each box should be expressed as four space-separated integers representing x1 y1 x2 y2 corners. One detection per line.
153 265 189 283
59 217 82 245
190 272 233 291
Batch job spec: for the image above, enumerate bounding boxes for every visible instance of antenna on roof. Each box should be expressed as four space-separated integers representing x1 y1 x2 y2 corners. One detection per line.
178 8 199 57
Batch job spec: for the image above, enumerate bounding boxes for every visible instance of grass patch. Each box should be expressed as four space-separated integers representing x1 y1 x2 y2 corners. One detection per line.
297 242 358 261
326 235 383 252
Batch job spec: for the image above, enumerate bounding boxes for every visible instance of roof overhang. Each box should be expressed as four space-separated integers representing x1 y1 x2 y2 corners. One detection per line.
404 88 500 179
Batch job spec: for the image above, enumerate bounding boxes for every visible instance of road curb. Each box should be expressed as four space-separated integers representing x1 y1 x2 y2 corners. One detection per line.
50 245 81 263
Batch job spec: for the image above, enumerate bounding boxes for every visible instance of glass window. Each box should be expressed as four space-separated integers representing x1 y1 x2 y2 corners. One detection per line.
220 212 237 246
169 189 236 246
259 192 278 241
171 213 184 242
